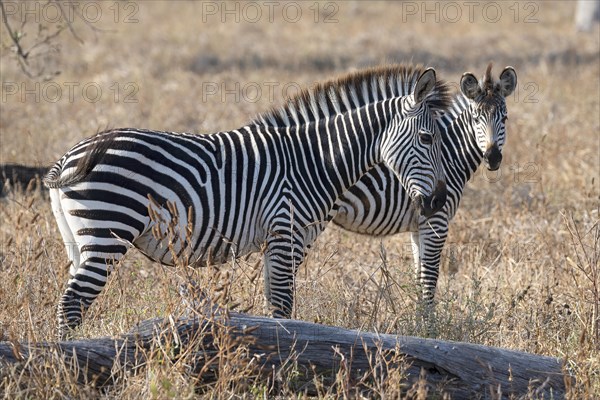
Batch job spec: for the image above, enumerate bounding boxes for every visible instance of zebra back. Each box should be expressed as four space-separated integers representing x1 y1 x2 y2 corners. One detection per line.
252 64 451 128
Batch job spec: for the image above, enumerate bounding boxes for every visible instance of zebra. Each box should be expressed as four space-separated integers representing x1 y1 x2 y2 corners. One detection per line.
330 64 517 305
44 64 452 338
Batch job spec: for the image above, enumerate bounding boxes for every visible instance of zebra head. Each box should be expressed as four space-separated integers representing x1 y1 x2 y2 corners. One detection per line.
380 68 449 218
460 64 518 171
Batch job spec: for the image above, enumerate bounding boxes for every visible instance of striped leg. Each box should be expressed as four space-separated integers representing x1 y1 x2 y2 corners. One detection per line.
410 231 422 288
412 216 449 303
263 227 309 319
58 250 125 338
411 219 448 337
55 193 138 339
49 188 80 276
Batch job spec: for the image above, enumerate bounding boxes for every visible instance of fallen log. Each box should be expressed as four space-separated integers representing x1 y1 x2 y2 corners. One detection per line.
0 309 568 398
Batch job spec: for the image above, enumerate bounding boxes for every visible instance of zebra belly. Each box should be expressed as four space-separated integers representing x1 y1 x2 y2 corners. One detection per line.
131 220 264 267
58 179 266 268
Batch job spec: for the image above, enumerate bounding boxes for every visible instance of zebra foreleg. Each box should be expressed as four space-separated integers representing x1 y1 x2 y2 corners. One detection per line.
412 218 449 335
410 231 433 326
410 231 422 285
416 218 448 303
262 234 305 319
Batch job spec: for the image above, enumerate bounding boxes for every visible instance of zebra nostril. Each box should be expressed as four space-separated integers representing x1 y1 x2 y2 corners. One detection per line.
484 146 502 170
428 182 447 214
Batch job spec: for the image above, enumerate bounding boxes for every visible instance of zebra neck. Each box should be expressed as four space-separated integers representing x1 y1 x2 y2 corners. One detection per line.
441 109 484 192
283 100 385 201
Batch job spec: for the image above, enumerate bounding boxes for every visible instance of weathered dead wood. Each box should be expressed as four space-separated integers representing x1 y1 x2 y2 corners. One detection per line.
0 311 569 398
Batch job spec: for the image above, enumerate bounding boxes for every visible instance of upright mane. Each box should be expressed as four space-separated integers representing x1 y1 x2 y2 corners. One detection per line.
476 63 506 111
252 63 452 128
442 63 507 119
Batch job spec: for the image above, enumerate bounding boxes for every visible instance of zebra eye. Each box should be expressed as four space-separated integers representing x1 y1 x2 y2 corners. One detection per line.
419 132 433 145
501 115 508 123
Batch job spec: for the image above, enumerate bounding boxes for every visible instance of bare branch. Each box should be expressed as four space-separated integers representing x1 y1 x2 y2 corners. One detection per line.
0 0 30 62
0 0 102 79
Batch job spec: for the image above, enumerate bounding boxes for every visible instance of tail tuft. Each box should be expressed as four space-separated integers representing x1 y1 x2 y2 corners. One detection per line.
43 130 119 189
43 162 64 188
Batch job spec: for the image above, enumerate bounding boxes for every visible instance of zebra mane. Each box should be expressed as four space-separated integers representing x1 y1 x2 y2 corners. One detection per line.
444 64 506 119
474 63 506 112
252 64 452 128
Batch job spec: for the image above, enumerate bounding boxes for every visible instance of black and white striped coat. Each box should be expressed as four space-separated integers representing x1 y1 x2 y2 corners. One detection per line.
331 65 517 303
45 64 451 338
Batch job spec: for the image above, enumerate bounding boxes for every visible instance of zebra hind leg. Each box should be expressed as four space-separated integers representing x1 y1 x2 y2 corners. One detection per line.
49 188 80 275
54 189 140 339
57 246 128 340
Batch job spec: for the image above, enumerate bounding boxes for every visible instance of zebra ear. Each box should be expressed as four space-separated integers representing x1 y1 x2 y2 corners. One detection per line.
414 68 436 104
498 66 517 97
460 73 481 99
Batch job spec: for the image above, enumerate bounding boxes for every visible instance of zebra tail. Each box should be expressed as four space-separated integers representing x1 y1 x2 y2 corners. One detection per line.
43 130 119 189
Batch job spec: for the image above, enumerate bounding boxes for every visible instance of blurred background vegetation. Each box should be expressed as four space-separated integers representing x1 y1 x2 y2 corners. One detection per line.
0 1 598 397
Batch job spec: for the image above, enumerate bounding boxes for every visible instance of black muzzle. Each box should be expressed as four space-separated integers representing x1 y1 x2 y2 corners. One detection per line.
415 181 447 218
484 144 502 171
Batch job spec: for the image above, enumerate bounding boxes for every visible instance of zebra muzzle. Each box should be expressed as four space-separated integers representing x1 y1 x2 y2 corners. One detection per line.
415 181 447 218
484 144 502 171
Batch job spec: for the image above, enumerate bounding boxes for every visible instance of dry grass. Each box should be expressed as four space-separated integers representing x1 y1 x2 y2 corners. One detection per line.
1 1 599 398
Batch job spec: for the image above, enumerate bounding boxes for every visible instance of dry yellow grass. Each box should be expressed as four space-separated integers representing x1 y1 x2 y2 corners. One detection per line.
1 1 599 398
